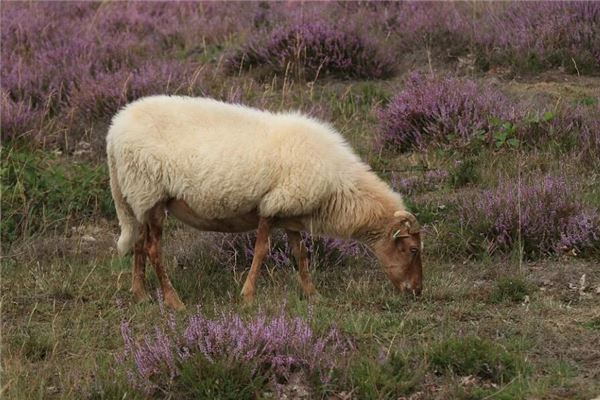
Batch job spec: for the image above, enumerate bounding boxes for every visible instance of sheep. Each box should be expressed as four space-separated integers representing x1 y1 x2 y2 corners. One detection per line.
106 95 423 310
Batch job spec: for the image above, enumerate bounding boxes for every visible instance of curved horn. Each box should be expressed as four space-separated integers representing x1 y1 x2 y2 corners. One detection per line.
393 210 420 233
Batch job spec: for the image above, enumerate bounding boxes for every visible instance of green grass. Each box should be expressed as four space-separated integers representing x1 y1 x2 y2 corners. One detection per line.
2 49 600 399
428 336 526 383
345 352 424 399
489 276 532 304
1 144 114 248
172 356 266 400
3 246 599 399
582 317 600 331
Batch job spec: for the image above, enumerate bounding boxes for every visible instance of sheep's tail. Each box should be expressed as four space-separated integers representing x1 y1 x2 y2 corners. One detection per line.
107 145 139 256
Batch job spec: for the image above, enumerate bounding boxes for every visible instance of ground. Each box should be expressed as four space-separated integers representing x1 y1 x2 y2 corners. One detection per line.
2 216 599 398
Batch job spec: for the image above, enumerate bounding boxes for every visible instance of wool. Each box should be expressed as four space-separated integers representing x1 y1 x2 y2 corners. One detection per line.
107 95 405 255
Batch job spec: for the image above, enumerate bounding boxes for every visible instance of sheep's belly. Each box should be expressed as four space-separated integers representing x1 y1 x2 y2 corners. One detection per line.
166 199 259 233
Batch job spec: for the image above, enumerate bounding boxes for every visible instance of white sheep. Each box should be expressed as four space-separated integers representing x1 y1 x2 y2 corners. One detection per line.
107 95 423 310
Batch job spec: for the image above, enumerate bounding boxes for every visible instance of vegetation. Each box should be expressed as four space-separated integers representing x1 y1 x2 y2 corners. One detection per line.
1 2 599 399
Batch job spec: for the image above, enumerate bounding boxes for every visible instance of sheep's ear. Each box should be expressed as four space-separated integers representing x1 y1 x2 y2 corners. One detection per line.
393 210 420 234
391 222 411 239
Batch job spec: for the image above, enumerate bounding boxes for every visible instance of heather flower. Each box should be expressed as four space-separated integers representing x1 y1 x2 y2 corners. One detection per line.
119 307 350 395
474 2 600 74
377 73 519 151
0 2 246 147
388 2 471 54
457 175 599 258
511 104 600 162
2 1 598 150
384 2 600 74
392 169 449 195
559 212 599 254
226 22 395 80
69 60 203 122
0 92 41 142
551 105 600 162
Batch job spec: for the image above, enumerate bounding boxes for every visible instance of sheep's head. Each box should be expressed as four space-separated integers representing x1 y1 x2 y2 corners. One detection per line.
371 210 423 296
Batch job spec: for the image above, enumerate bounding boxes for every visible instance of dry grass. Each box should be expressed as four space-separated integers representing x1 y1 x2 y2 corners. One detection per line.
2 224 599 399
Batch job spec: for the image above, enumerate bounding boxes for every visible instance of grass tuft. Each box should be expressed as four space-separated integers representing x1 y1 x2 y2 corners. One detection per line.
489 276 532 304
428 336 526 384
346 351 423 399
173 356 265 400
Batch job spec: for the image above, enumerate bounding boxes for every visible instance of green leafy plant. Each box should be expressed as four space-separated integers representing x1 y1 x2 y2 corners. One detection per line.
490 117 520 148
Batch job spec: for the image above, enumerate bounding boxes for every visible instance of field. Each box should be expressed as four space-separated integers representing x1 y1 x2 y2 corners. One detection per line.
1 2 600 399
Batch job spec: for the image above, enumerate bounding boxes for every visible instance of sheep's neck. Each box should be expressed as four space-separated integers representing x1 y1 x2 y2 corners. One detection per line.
309 174 401 243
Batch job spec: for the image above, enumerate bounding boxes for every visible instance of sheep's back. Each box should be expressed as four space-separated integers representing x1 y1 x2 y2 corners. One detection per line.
107 96 366 220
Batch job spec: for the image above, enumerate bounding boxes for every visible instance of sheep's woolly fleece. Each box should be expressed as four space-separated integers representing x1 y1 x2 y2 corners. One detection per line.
107 96 404 254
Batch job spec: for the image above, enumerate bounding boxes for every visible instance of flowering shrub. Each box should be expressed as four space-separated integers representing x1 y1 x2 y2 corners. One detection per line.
377 73 519 151
384 2 600 73
473 2 600 74
69 61 203 122
119 307 350 395
457 175 599 258
0 93 41 141
349 2 599 74
0 2 251 145
387 2 471 55
547 105 600 162
226 22 395 80
492 104 600 162
392 169 449 195
2 2 597 146
377 75 598 157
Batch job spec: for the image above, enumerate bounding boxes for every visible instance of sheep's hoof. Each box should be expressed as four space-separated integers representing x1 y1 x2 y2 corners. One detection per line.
165 292 186 311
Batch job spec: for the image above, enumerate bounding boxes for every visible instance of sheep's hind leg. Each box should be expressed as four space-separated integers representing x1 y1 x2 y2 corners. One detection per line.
132 225 150 303
240 217 272 304
286 230 320 300
145 204 186 311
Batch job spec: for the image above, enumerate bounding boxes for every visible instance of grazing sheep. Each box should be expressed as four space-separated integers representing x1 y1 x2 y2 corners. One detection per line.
107 96 423 310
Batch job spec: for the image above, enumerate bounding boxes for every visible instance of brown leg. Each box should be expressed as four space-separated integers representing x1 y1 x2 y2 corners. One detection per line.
145 204 185 311
286 230 319 298
240 217 271 304
132 224 149 303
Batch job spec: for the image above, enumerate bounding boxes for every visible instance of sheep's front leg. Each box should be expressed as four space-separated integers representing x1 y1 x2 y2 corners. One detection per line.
240 217 272 304
286 230 319 299
131 225 150 303
145 205 186 311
